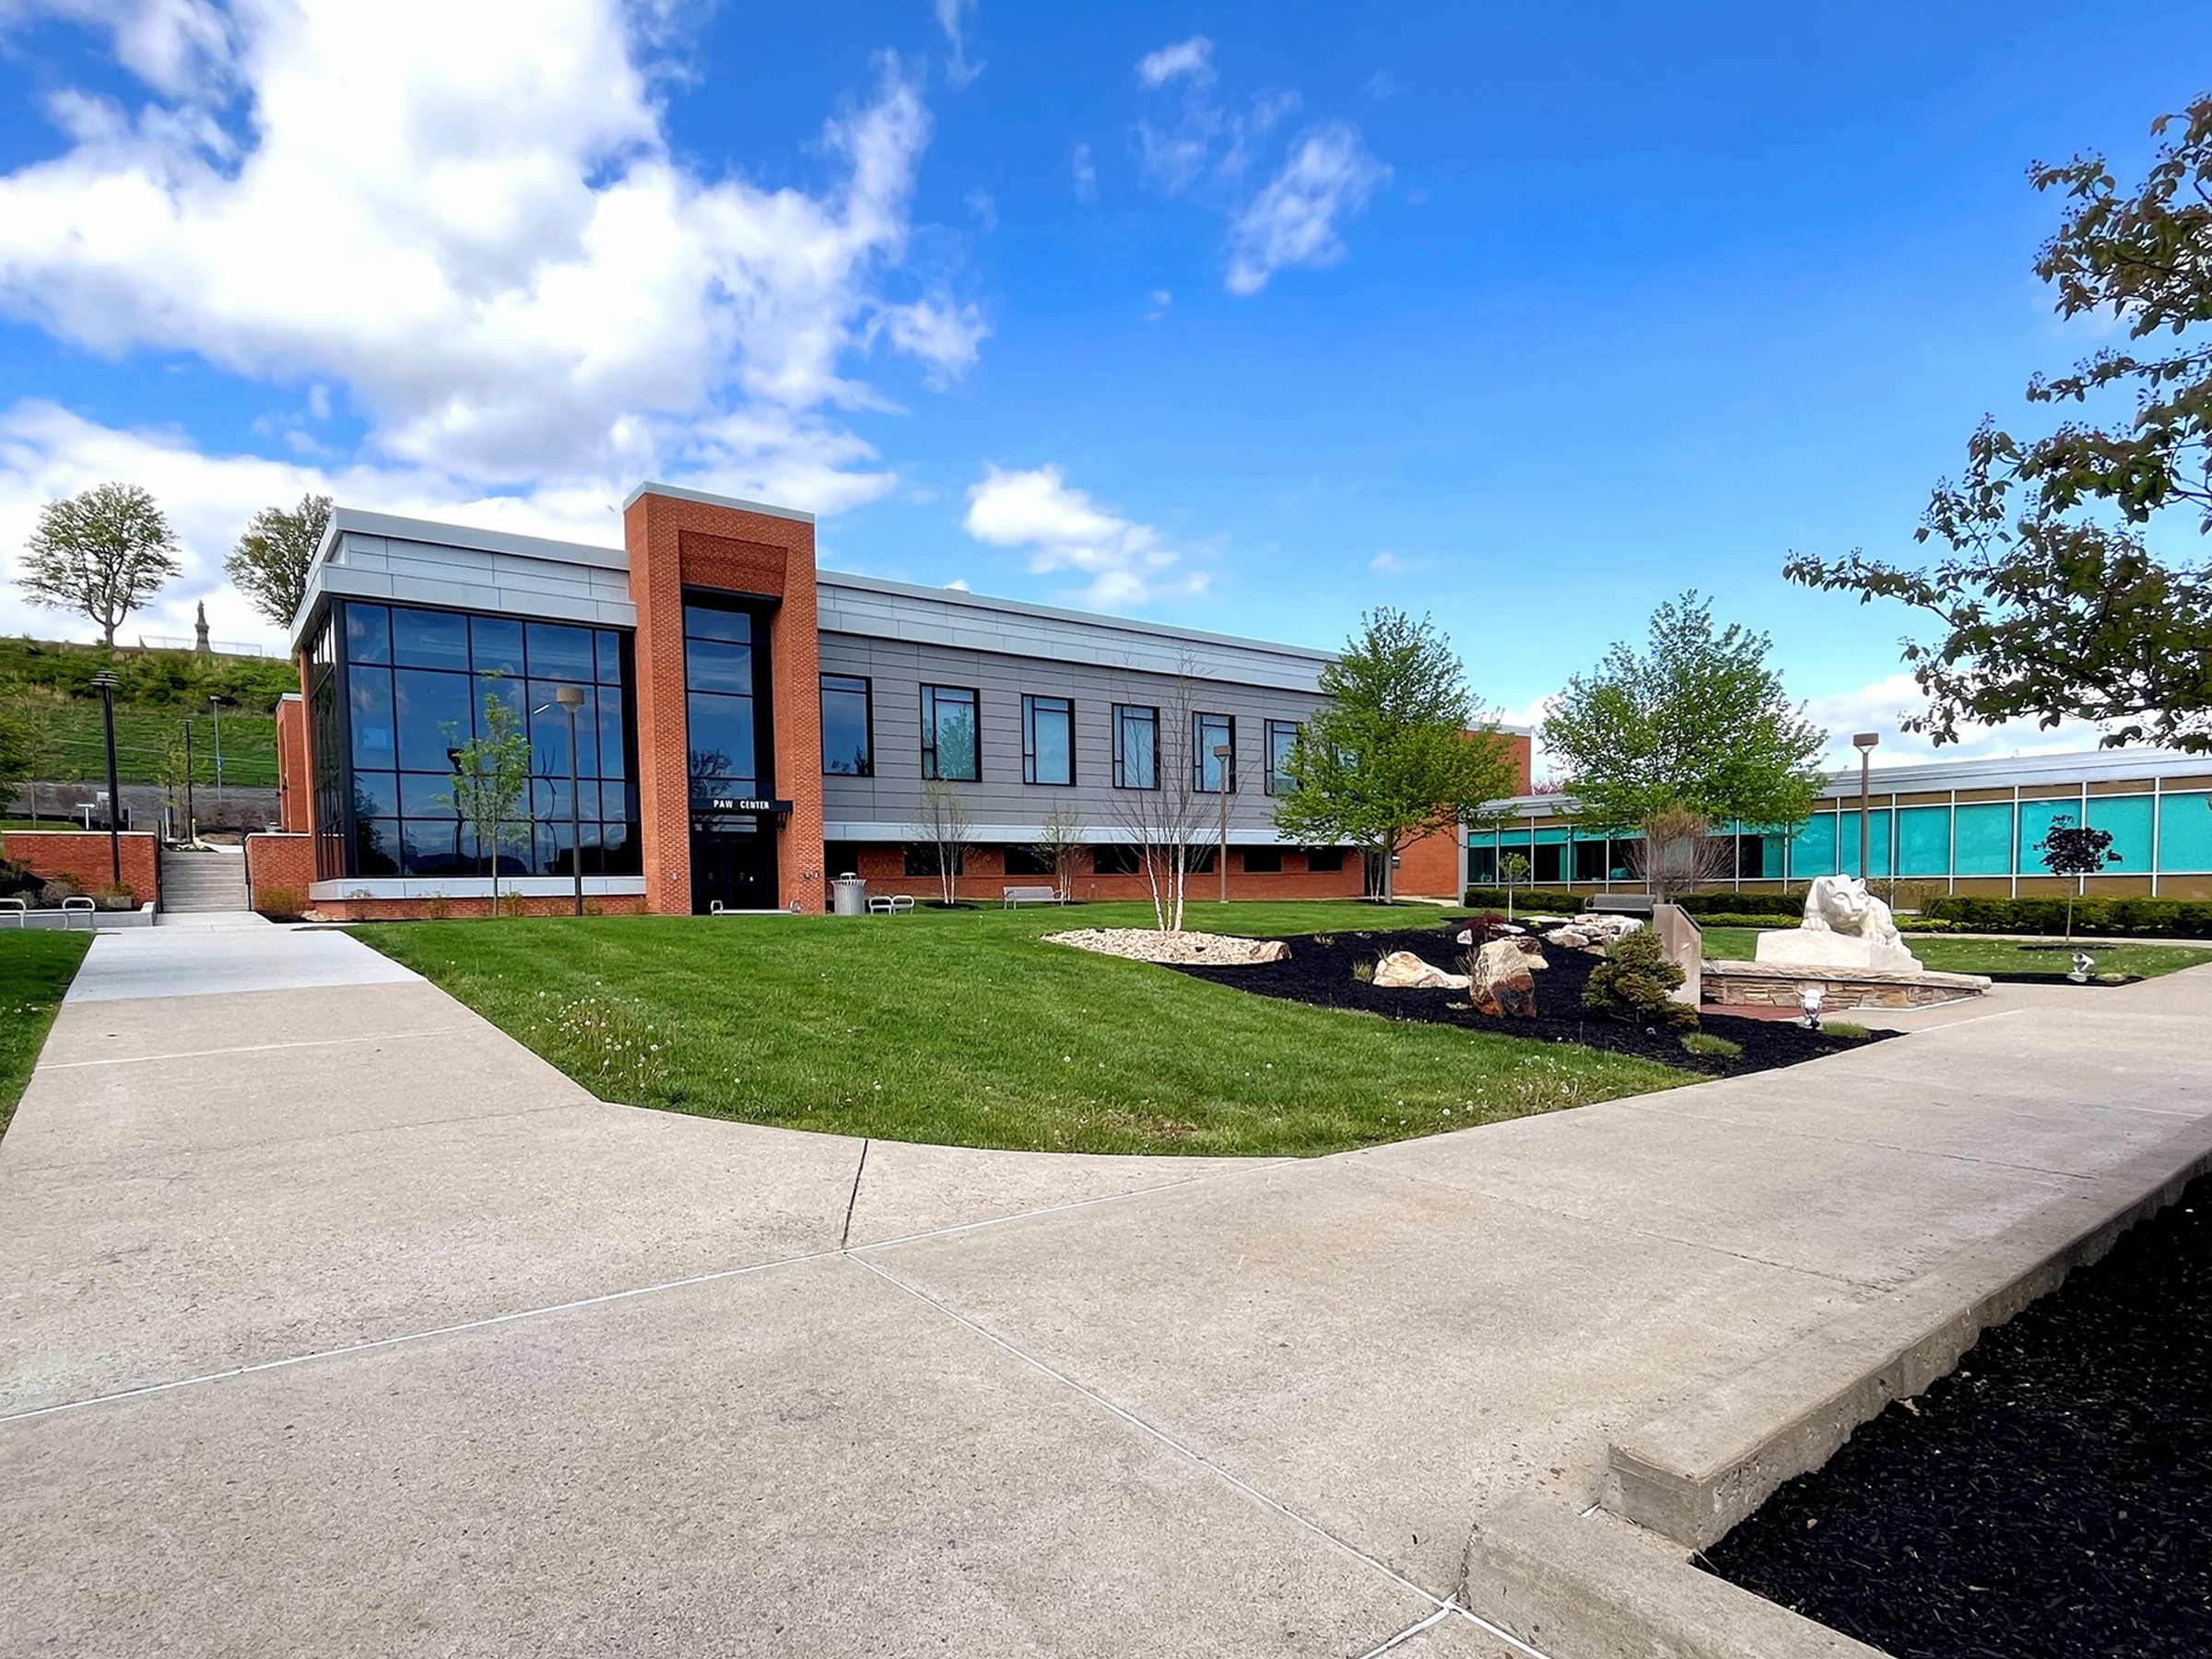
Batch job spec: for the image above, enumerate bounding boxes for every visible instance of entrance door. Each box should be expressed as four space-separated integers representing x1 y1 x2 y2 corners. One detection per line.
691 825 777 913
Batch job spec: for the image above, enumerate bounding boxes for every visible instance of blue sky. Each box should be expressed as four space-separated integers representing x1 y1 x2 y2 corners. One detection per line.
0 1 2205 770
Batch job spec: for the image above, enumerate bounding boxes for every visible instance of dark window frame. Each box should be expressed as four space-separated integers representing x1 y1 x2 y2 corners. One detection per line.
1264 719 1300 797
819 672 875 778
1021 693 1077 786
920 683 982 782
1194 712 1236 794
1241 845 1284 874
1112 702 1160 791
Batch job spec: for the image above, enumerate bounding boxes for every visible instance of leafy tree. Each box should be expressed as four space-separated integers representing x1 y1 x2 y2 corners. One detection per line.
1273 608 1519 903
1540 592 1826 900
2035 814 2122 940
0 709 33 819
1787 94 2212 753
227 493 332 631
17 482 182 646
907 777 975 906
437 679 532 916
1496 851 1531 924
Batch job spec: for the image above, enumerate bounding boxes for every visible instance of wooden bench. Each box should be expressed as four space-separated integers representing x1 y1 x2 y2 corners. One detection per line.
867 894 917 915
1001 885 1064 909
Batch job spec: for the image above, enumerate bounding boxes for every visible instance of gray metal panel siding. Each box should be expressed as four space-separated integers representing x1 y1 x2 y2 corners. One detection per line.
817 632 1324 844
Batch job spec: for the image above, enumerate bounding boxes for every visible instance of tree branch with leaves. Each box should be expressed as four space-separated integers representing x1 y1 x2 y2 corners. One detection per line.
437 678 532 917
18 482 182 646
228 493 332 631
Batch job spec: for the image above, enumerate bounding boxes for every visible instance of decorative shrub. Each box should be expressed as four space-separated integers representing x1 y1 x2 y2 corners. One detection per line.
258 885 306 921
1923 895 2212 939
1463 887 1583 913
37 874 82 906
94 881 135 910
1583 929 1698 1029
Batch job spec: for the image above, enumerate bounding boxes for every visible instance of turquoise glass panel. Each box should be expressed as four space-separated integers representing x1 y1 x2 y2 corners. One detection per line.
2085 795 2154 872
1532 827 1571 845
2159 792 2212 873
1897 806 1951 877
2018 797 2083 875
1761 833 1789 877
1953 802 2014 875
1789 813 1837 877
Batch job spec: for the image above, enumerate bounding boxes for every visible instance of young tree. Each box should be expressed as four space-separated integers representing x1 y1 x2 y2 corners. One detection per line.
18 482 182 645
2035 814 2122 941
1541 592 1826 902
907 777 975 906
1787 95 2212 754
438 681 532 917
1031 802 1087 900
227 493 332 630
1273 609 1519 903
1496 850 1531 924
1104 663 1217 932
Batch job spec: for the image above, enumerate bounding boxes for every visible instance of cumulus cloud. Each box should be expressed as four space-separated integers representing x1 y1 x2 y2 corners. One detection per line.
1367 549 1435 576
1144 288 1171 321
1130 39 1382 294
934 0 982 89
960 463 1207 610
1135 35 1213 88
1226 122 1390 295
1799 672 2110 770
0 0 986 587
1072 141 1098 202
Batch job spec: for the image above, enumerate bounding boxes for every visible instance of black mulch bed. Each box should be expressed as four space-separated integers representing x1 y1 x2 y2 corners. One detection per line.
1700 1175 2212 1657
1168 923 1889 1077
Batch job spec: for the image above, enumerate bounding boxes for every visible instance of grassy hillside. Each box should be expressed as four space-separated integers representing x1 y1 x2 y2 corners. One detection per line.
2 636 291 789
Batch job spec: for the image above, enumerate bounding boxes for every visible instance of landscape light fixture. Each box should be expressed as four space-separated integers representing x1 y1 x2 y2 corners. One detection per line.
1852 731 1879 881
90 670 123 884
1798 982 1825 1030
1212 740 1233 904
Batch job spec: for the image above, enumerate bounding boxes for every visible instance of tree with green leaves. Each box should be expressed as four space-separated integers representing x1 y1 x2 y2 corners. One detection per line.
1541 593 1826 900
438 679 532 917
227 492 332 631
1273 608 1519 903
0 709 33 820
1787 94 2212 754
17 482 182 646
2035 815 2122 941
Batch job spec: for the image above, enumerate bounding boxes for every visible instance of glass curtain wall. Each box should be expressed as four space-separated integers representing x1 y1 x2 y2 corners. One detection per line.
332 599 639 879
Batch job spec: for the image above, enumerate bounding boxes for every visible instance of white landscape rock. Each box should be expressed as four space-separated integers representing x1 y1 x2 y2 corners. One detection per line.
1544 913 1644 952
1372 950 1469 990
1044 928 1291 966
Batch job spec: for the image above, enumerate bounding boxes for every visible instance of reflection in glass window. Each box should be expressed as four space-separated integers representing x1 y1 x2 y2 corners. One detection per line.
525 621 594 683
345 603 392 665
688 692 758 798
922 685 980 781
1022 694 1074 785
1112 704 1158 790
820 675 872 776
470 615 524 677
1265 720 1300 796
394 669 473 772
391 606 470 670
1194 712 1234 793
685 637 752 694
349 667 395 767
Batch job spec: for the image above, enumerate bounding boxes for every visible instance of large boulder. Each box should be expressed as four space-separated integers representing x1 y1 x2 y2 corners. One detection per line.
1471 935 1548 1018
1373 950 1468 990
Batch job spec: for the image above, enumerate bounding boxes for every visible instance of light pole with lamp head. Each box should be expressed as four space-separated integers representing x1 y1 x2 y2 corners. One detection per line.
90 670 123 884
1853 731 1879 881
208 693 229 791
1212 741 1232 905
555 686 587 915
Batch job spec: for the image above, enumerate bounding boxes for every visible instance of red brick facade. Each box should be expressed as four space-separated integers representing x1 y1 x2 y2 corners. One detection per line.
4 830 159 906
275 693 311 834
623 489 824 915
830 842 1372 907
243 831 316 916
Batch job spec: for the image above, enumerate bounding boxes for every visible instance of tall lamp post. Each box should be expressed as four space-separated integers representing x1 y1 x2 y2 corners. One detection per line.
555 686 586 916
1853 731 1879 881
1212 740 1233 905
91 670 123 885
208 693 229 791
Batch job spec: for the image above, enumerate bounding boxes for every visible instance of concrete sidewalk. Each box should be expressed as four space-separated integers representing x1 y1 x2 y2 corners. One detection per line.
1 927 2206 1657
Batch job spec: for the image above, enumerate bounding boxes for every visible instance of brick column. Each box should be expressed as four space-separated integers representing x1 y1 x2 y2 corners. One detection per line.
622 486 825 914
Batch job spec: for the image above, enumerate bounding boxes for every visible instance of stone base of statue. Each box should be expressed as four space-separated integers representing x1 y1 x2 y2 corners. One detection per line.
1715 873 1986 1008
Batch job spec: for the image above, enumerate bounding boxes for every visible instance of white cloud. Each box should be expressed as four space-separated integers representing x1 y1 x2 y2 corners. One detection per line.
0 3 984 510
1225 122 1389 295
1367 549 1435 576
1799 672 2110 770
1136 35 1213 89
1130 41 1383 295
960 463 1207 610
934 0 982 89
944 577 971 592
964 186 996 230
1072 141 1098 202
1144 288 1171 321
1363 70 1396 101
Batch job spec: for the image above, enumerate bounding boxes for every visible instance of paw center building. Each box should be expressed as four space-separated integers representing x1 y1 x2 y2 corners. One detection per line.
265 483 1526 918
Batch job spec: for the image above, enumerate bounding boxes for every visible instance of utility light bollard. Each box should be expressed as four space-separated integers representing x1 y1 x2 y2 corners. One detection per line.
91 670 122 886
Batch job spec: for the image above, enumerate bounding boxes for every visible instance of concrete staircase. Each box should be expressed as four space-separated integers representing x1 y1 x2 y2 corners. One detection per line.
159 845 252 914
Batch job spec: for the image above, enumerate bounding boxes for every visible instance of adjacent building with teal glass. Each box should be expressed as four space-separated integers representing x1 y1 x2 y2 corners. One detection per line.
1467 747 2212 900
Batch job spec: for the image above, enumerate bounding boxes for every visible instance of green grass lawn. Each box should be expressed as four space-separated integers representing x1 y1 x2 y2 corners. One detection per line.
10 700 279 790
0 931 90 1136
359 899 1691 1156
1701 925 2212 981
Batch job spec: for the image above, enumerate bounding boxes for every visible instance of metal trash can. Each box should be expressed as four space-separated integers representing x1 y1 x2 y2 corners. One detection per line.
831 874 869 917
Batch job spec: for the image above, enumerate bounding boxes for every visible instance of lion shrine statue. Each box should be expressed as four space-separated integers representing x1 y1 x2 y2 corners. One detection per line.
1754 874 1924 973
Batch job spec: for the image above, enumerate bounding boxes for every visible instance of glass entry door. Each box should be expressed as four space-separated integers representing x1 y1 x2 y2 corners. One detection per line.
690 822 776 913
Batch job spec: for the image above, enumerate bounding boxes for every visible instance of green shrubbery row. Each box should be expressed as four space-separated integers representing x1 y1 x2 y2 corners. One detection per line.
1922 894 2212 938
1462 887 1806 920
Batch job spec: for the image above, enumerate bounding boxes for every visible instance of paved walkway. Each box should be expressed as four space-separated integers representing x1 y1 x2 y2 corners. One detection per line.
1 928 2206 1657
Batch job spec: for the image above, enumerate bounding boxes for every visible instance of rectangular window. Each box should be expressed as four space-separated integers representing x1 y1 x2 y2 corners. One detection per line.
820 675 873 777
1022 694 1075 785
921 685 980 781
1241 846 1283 874
1306 847 1345 873
1004 843 1056 877
1265 720 1300 795
1531 842 1565 883
1194 712 1234 793
391 606 470 672
1572 838 1610 882
1092 843 1143 875
1467 844 1497 885
1953 801 2014 876
1897 806 1952 877
904 843 965 877
1112 704 1159 790
2159 791 2212 873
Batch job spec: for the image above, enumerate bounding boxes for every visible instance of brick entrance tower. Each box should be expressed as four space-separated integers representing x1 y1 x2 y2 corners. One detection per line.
622 484 826 913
